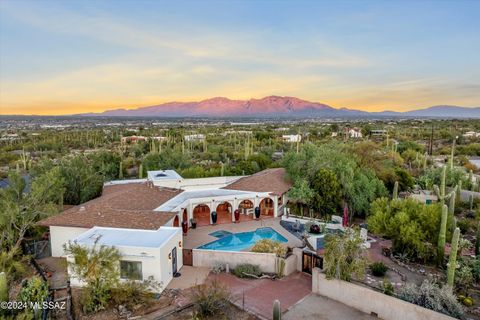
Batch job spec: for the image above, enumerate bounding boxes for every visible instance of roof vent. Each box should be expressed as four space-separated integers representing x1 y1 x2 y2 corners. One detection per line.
155 173 167 177
79 206 86 212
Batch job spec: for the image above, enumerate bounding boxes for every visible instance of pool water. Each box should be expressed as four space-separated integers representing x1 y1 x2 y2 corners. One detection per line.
209 230 233 238
197 227 288 251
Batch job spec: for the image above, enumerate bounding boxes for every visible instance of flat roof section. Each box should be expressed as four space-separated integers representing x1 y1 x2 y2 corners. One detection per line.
74 226 179 248
148 170 183 181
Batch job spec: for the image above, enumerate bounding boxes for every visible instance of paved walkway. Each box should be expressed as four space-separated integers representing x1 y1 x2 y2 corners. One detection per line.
184 217 303 249
166 266 210 290
210 271 311 320
284 294 376 320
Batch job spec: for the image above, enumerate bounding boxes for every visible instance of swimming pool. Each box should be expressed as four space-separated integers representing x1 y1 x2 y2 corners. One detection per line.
197 227 288 251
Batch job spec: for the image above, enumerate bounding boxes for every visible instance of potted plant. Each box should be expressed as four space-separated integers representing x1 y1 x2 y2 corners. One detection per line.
190 218 197 229
211 211 217 224
181 220 188 234
234 209 240 223
254 207 260 219
310 224 321 234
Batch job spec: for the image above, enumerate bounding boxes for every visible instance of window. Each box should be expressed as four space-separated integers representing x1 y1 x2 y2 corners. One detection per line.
120 261 142 280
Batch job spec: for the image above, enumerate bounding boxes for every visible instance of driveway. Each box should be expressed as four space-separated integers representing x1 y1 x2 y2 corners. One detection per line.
284 293 376 320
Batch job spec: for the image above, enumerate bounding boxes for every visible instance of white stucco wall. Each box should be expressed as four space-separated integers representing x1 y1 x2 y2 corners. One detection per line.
312 269 455 320
193 249 277 273
66 228 182 293
50 226 89 257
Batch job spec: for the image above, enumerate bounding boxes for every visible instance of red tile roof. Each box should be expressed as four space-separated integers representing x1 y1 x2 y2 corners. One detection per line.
223 168 292 196
38 182 182 230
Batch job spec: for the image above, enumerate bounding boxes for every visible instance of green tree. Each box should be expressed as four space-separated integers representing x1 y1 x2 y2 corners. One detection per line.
310 168 341 217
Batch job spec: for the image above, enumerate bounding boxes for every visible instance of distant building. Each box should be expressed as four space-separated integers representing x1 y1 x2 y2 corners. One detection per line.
370 129 387 136
282 134 302 143
331 132 338 137
184 134 205 141
463 131 480 138
346 128 362 138
121 136 167 144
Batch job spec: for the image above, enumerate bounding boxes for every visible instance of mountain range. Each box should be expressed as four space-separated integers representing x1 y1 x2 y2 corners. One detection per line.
79 96 480 118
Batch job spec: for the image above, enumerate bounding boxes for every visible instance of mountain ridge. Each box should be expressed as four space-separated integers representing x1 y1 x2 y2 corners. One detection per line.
78 96 479 118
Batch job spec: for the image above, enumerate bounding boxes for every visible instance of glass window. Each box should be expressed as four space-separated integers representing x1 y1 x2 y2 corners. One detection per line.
120 261 142 280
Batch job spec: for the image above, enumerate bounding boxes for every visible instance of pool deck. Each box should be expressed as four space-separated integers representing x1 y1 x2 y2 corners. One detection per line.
183 217 303 249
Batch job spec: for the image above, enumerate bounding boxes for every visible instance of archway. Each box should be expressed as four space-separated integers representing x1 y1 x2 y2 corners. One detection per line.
259 198 274 216
216 202 233 224
173 215 180 227
193 204 210 227
238 199 254 221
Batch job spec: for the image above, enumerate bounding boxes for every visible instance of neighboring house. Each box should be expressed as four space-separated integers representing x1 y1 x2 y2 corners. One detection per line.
121 135 147 143
282 134 302 143
409 191 438 204
346 128 363 138
370 129 387 136
331 132 338 137
463 131 480 138
38 168 292 291
184 134 205 141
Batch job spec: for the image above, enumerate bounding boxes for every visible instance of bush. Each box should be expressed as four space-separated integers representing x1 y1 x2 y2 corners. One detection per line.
251 239 287 257
370 261 388 277
212 262 225 274
111 277 162 311
400 280 464 319
381 279 394 296
233 264 262 278
192 280 231 317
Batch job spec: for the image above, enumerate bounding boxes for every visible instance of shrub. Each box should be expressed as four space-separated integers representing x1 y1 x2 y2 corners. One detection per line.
233 264 262 278
192 280 231 317
211 262 225 274
400 280 464 319
251 239 287 257
111 277 162 311
381 279 394 296
370 261 388 277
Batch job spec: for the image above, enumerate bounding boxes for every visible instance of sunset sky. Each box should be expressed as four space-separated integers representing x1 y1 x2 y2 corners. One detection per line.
0 0 479 115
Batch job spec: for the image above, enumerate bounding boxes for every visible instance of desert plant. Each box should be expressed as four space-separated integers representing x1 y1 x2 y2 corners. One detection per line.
381 278 394 296
392 181 399 199
251 239 287 257
476 222 480 257
324 229 367 281
400 280 464 318
433 166 456 205
192 280 231 318
447 227 460 287
370 261 388 277
111 276 162 311
0 272 7 302
233 264 262 278
212 262 225 274
455 263 473 294
438 204 448 265
275 257 286 278
273 299 281 320
17 276 49 318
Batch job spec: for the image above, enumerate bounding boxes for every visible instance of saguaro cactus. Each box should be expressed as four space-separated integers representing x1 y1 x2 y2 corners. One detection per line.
447 227 460 287
433 166 456 205
273 299 281 320
476 222 480 257
0 272 7 302
119 160 123 179
138 163 143 179
438 204 448 265
393 181 399 199
448 192 456 229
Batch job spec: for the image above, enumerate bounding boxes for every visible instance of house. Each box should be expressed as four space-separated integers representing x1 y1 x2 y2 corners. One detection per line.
370 129 387 136
184 134 205 141
38 168 292 291
409 191 438 204
331 132 338 137
463 131 480 138
282 134 302 143
121 135 147 143
346 128 363 138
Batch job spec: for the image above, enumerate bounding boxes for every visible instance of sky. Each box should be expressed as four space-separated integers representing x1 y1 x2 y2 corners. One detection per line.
0 0 479 115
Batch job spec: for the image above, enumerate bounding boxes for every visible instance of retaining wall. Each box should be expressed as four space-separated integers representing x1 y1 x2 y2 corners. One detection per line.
312 268 455 320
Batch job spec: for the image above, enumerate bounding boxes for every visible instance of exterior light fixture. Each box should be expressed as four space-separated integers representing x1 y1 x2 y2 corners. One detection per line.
179 241 182 248
168 253 172 260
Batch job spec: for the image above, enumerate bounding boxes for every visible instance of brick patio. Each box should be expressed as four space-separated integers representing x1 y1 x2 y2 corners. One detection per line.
209 271 311 320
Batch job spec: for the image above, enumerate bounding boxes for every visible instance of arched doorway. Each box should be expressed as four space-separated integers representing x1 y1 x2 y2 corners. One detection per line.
238 199 254 221
216 202 232 224
260 198 274 216
193 204 210 227
173 215 180 227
